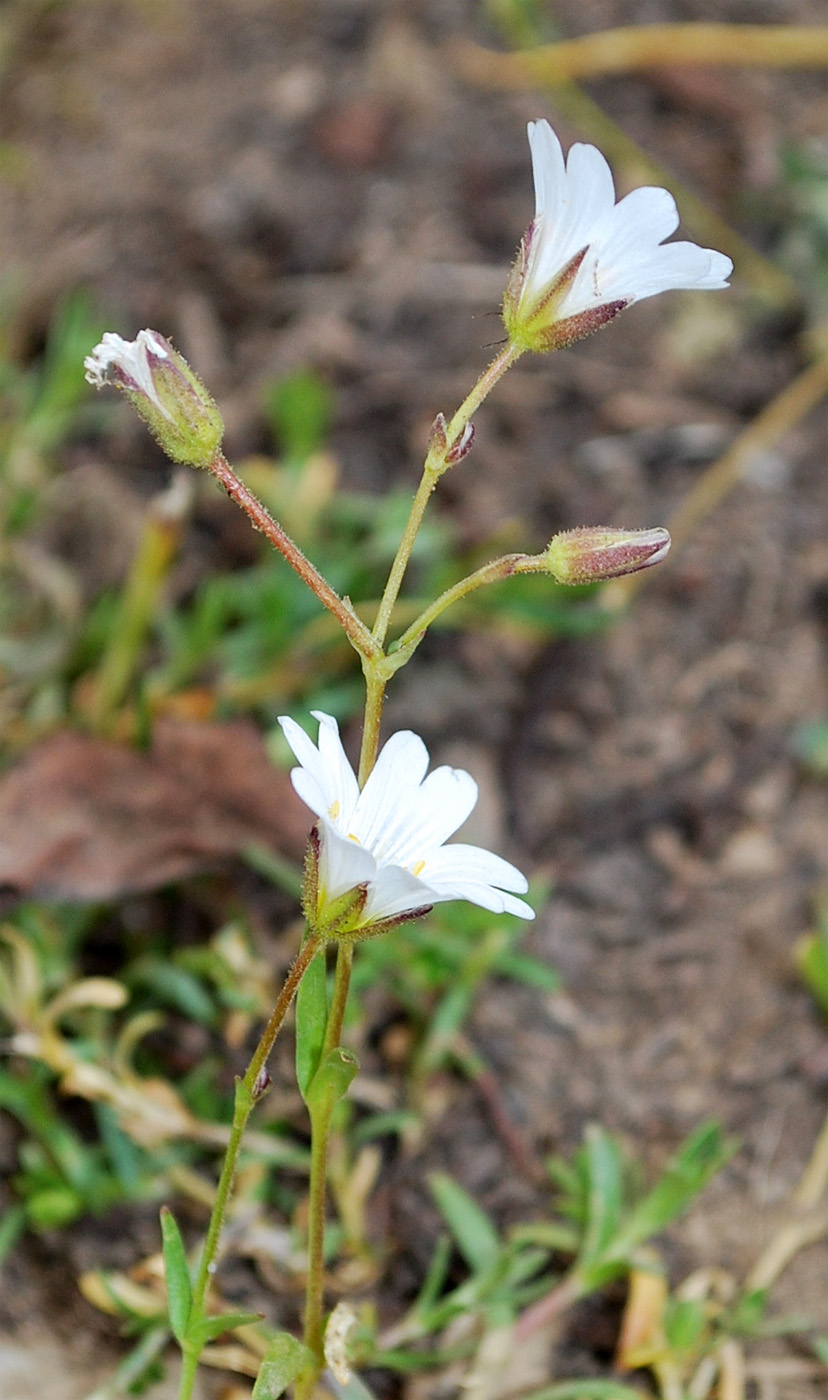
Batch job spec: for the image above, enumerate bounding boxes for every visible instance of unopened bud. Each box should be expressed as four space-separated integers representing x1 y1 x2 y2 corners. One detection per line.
546 526 670 586
445 421 475 465
84 330 224 468
252 1068 272 1100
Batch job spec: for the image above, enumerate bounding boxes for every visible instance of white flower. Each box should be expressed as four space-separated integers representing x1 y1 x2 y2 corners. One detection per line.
503 119 733 352
84 330 171 414
279 711 534 926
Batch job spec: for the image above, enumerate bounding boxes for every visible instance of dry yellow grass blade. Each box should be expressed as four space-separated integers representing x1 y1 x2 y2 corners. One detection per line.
457 25 828 85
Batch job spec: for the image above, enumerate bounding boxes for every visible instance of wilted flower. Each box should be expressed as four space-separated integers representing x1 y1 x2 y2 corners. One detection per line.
503 119 733 353
84 329 223 467
547 525 671 585
279 711 534 931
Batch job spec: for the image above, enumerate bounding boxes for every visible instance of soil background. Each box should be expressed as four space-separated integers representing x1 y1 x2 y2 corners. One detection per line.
1 1 828 1397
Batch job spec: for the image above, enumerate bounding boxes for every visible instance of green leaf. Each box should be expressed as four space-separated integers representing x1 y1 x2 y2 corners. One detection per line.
664 1297 706 1352
295 946 328 1103
160 1206 192 1343
495 951 561 991
615 1121 733 1252
428 1172 501 1274
577 1125 624 1273
0 1205 27 1265
306 1047 359 1121
192 1310 263 1345
265 368 332 463
251 1332 314 1400
797 928 828 1020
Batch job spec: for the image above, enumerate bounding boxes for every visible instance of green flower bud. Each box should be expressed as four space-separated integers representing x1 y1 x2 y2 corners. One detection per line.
84 330 223 468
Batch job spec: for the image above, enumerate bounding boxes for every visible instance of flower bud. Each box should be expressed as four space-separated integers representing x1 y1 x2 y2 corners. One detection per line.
84 330 224 468
546 526 671 586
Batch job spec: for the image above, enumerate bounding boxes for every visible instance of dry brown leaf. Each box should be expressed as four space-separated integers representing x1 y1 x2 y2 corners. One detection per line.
0 719 310 900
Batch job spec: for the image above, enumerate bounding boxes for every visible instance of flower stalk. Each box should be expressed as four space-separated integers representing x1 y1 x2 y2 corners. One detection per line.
175 932 323 1400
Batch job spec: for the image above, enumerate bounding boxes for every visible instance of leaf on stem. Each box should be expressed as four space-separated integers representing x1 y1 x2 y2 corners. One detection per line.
192 1310 263 1346
306 1047 359 1120
251 1332 315 1399
295 946 328 1103
159 1206 192 1343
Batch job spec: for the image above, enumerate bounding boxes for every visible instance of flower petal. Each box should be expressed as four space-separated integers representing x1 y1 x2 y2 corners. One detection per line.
350 730 430 855
318 819 377 904
529 118 566 225
422 842 530 895
362 864 437 922
279 712 358 830
420 843 534 918
380 765 478 867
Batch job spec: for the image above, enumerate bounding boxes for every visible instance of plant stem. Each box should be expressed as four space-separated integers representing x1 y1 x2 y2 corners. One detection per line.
371 342 522 650
323 944 353 1059
293 344 525 1399
395 551 546 654
357 663 387 786
295 942 355 1399
176 932 323 1400
207 450 379 661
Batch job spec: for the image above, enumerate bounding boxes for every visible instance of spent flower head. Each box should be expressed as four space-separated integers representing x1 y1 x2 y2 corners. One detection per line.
84 329 223 467
279 711 534 934
503 119 733 354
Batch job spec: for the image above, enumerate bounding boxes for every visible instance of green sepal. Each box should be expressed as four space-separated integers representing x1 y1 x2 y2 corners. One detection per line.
160 1206 192 1343
251 1332 315 1399
306 1046 359 1120
295 945 328 1103
191 1310 263 1346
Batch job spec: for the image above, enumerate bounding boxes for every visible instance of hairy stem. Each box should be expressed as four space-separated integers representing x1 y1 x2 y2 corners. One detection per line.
371 342 522 650
176 932 323 1400
207 450 379 661
395 551 546 654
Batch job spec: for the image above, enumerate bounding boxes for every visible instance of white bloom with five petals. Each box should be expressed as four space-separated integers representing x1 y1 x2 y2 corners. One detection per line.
279 711 534 926
503 119 733 352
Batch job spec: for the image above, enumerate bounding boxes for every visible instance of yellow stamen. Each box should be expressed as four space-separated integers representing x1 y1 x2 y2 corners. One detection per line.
412 860 425 877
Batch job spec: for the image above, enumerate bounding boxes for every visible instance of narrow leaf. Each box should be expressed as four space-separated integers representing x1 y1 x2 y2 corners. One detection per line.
295 946 327 1102
251 1332 314 1400
193 1310 262 1345
577 1125 624 1271
428 1171 501 1274
617 1121 732 1250
160 1206 192 1343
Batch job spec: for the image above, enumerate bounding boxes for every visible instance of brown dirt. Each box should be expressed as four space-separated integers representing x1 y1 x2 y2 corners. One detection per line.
2 1 828 1397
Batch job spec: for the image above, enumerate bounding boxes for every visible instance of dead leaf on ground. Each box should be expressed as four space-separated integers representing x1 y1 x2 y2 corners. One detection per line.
0 719 310 901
